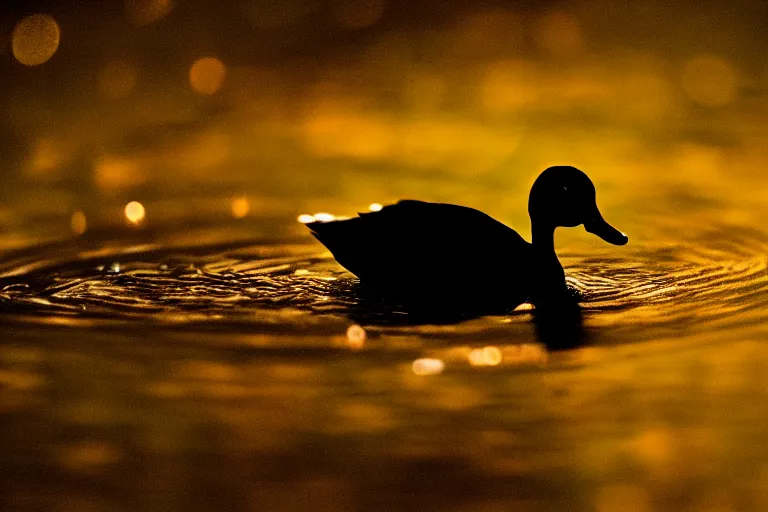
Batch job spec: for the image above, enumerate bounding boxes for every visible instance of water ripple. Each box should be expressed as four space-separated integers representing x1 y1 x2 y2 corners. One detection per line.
0 226 766 342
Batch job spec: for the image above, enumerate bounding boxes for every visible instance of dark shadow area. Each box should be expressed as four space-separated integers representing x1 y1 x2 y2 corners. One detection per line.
324 278 588 350
531 300 587 350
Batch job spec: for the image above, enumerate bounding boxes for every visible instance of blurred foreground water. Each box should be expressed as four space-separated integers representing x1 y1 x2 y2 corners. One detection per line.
3 1 768 511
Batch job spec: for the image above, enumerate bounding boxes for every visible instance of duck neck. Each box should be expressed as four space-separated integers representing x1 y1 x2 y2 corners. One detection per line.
531 221 557 259
531 220 566 296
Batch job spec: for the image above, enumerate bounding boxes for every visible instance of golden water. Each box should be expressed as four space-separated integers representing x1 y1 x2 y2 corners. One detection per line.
1 201 767 511
3 2 768 510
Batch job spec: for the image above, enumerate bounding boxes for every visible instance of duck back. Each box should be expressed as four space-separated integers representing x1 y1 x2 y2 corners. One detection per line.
308 201 533 297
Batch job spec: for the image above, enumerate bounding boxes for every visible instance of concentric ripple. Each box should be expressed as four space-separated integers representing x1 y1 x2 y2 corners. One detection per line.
0 224 766 343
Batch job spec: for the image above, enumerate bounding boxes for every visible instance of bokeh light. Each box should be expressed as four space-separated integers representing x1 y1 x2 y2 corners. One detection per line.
124 201 146 224
468 346 503 367
682 54 738 107
230 197 250 218
189 57 227 96
411 358 445 376
297 214 315 224
98 60 138 99
70 211 87 235
125 0 173 26
313 213 335 222
1 3 768 512
346 324 366 349
12 14 60 66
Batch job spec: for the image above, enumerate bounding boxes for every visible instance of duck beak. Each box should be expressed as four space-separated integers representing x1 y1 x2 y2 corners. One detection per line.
584 212 628 245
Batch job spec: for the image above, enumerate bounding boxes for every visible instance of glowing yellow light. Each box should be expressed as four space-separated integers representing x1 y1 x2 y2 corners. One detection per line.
332 0 386 29
535 11 583 57
297 214 315 223
346 324 366 349
70 211 87 235
481 346 502 366
294 269 310 276
124 201 146 224
125 0 173 26
230 197 250 218
368 203 383 212
313 212 335 222
469 346 503 366
412 358 445 376
189 57 227 96
12 14 60 66
682 54 737 107
98 60 137 99
468 349 485 366
513 302 534 311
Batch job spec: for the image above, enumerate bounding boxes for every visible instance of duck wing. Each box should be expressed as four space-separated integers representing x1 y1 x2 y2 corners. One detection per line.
308 200 531 287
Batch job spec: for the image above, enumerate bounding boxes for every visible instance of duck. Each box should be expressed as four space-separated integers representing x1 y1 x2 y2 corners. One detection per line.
307 166 627 307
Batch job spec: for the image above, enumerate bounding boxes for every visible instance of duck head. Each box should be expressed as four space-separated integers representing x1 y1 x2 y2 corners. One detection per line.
528 166 628 245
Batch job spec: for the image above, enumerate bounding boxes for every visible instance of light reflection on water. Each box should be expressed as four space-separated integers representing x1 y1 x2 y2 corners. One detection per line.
2 2 768 509
2 221 765 341
1 199 767 512
0 217 766 511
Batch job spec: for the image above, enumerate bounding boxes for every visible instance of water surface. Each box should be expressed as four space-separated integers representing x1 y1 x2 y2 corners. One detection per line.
2 207 768 512
3 2 768 508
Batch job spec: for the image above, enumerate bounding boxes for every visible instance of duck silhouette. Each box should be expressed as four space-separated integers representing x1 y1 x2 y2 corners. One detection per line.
307 166 627 311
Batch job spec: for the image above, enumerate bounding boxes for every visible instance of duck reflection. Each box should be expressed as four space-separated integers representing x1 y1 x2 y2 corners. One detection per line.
324 277 586 350
307 166 627 349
